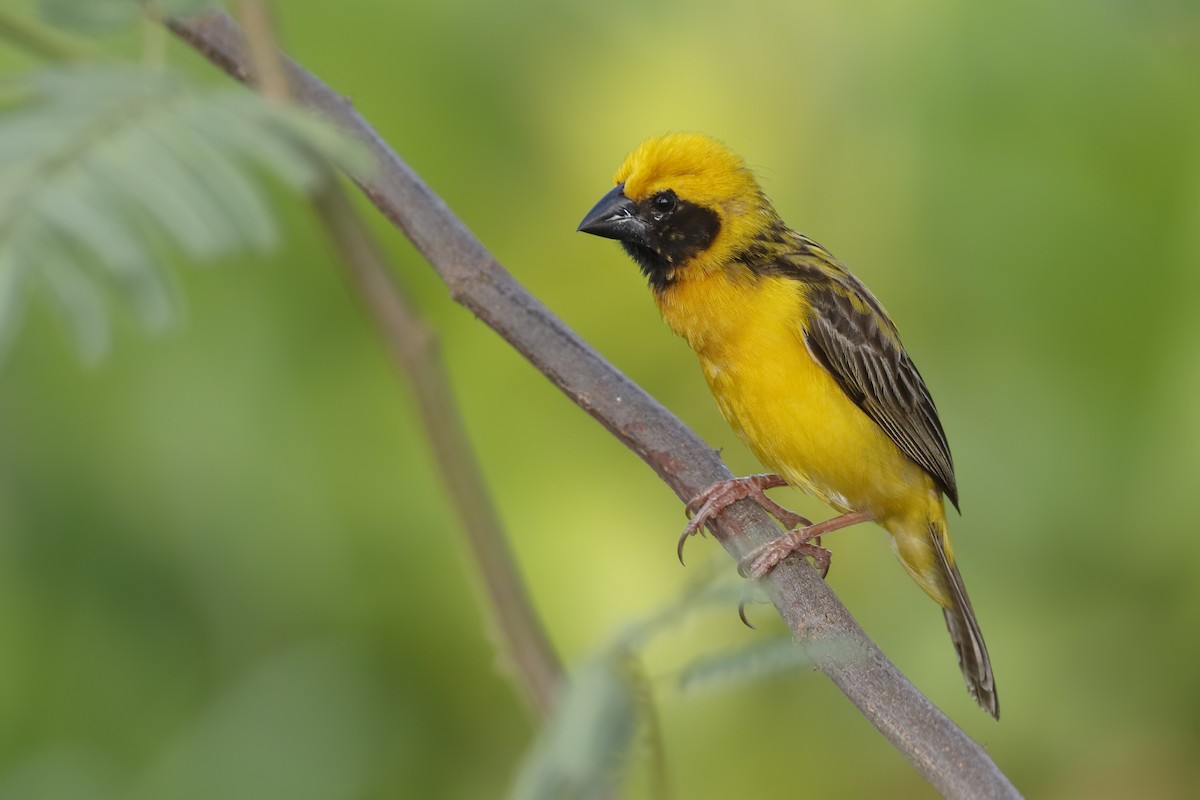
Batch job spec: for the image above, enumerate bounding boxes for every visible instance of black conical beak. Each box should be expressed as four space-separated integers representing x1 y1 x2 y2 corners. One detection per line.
577 183 647 245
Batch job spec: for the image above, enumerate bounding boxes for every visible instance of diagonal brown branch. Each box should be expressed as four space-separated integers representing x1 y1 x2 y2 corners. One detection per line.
166 11 1021 799
231 0 562 720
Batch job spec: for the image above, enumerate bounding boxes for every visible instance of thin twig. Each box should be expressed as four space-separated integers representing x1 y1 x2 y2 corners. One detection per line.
626 655 671 800
166 11 1021 799
312 181 563 720
235 0 287 101
0 10 90 61
231 0 562 721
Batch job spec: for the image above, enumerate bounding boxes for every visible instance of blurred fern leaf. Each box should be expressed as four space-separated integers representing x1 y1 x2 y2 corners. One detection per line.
39 0 221 34
510 652 641 800
0 64 358 364
511 580 766 799
678 636 824 695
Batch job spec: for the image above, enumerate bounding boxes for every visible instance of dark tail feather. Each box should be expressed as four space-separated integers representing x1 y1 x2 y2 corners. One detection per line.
931 525 999 719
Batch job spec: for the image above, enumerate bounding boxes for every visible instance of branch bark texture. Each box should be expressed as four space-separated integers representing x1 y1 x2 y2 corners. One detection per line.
167 12 1021 799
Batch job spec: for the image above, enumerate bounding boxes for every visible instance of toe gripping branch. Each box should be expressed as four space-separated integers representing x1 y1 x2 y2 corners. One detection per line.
680 474 874 583
737 510 872 580
678 473 813 564
680 475 874 629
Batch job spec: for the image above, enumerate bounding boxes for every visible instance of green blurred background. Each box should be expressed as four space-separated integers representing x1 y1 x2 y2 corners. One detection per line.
2 0 1199 797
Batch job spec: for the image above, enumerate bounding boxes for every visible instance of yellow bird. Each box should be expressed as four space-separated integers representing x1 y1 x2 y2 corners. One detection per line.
578 133 998 718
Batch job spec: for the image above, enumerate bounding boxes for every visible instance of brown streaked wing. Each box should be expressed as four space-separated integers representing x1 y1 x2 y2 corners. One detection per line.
798 267 959 509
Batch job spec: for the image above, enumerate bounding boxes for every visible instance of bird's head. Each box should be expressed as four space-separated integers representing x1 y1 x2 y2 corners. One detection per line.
578 133 777 290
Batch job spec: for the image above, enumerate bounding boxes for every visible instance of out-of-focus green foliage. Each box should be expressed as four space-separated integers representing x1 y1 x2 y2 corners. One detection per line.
1 1 1198 798
676 634 819 696
512 651 640 800
0 64 360 364
37 0 218 34
513 580 812 799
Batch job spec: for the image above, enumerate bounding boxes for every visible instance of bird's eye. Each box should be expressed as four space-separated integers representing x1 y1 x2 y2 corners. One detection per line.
650 191 677 218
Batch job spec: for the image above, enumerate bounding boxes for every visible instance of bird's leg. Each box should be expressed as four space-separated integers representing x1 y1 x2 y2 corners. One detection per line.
679 473 812 564
739 510 874 580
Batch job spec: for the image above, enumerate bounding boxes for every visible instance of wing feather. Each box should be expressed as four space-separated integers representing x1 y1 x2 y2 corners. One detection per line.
794 254 959 508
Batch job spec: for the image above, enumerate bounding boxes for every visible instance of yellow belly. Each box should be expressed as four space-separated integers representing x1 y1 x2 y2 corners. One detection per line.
655 266 952 605
657 267 936 527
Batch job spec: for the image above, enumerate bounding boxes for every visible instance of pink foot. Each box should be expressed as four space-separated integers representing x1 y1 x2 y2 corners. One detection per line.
738 510 874 579
678 473 812 564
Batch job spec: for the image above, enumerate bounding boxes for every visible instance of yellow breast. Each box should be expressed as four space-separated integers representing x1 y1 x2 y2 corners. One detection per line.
655 268 934 525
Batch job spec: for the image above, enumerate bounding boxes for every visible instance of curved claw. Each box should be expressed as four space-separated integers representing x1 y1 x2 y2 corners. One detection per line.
737 597 756 629
677 502 718 564
814 547 832 579
677 525 693 565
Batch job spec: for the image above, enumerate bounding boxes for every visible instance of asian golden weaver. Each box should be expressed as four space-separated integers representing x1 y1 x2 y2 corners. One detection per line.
578 133 998 718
